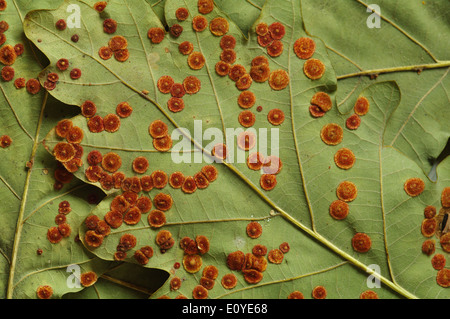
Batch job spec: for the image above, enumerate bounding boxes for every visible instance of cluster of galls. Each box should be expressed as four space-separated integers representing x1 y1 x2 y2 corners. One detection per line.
420 187 450 288
156 75 202 113
0 15 40 93
52 118 85 190
46 200 72 244
223 222 290 287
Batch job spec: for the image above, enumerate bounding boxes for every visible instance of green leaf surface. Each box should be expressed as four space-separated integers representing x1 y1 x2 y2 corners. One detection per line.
1 0 448 299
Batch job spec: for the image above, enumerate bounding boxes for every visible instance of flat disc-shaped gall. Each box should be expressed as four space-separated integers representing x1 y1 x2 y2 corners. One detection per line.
26 78 41 95
229 64 246 82
257 33 273 47
288 291 304 299
309 105 325 118
192 285 208 300
441 187 450 207
210 17 229 36
0 135 12 148
175 7 189 21
260 174 277 191
66 126 84 144
88 115 104 133
255 22 268 36
320 123 343 145
157 75 174 94
136 195 152 213
220 35 236 50
246 221 262 239
201 165 218 182
238 111 256 128
55 119 73 138
103 18 117 34
53 142 76 163
147 27 165 43
220 49 236 64
359 290 379 299
183 254 203 274
268 22 285 40
268 69 289 91
70 68 82 80
148 209 166 228
149 120 168 139
132 156 149 174
221 274 237 289
194 172 209 189
404 178 425 197
294 37 316 59
351 233 371 253
329 200 349 220
196 235 210 254
153 193 173 211
108 35 128 52
151 170 168 189
227 251 245 270
110 195 130 213
250 64 270 83
170 83 186 98
183 76 201 94
236 73 253 91
114 49 129 62
116 102 133 118
346 114 361 130
238 91 256 109
0 44 17 66
212 143 228 160
56 58 69 71
267 40 283 57
104 210 123 229
36 285 53 299
153 135 173 152
102 152 122 173
243 269 263 284
1 66 14 81
182 176 197 194
170 24 183 38
303 58 325 80
312 286 327 299
436 268 450 288
311 92 332 112
123 207 141 225
354 96 370 116
85 230 104 248
215 61 230 76
268 249 284 264
336 181 357 202
334 148 355 170
267 108 285 126
203 265 219 280
421 218 437 237
80 272 97 287
179 41 193 55
94 1 107 12
169 171 185 188
81 100 97 118
47 227 62 244
55 19 67 31
192 16 208 32
188 51 205 70
198 0 214 14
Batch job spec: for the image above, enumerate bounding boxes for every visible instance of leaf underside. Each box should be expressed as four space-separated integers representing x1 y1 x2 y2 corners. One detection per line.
0 0 448 299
